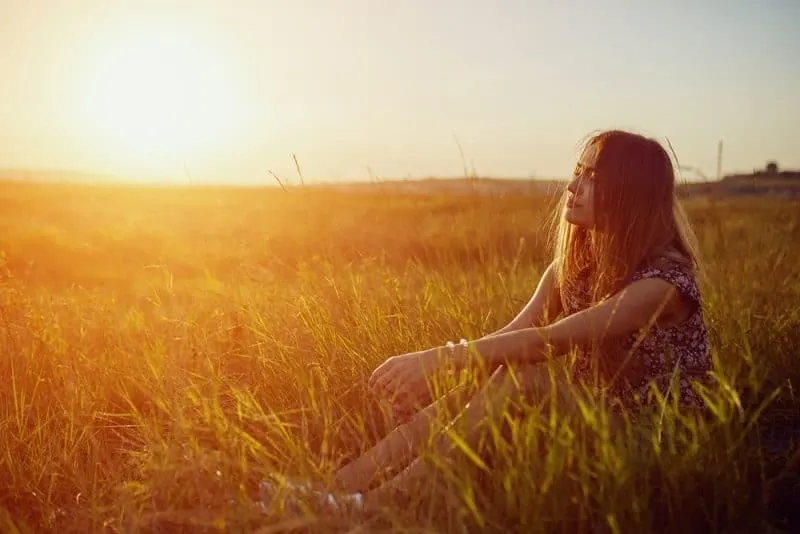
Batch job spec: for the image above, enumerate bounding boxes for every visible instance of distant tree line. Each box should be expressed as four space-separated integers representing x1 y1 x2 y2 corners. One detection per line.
723 161 800 182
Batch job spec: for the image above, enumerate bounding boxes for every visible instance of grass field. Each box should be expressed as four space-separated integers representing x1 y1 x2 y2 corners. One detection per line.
0 181 798 533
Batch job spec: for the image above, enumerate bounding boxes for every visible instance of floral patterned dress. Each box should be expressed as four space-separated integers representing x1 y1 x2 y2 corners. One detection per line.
563 259 713 410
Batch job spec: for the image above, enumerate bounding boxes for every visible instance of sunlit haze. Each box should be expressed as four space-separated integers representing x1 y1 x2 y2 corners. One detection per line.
1 0 798 184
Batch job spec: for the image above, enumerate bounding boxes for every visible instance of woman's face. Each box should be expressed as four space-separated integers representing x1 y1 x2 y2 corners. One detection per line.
565 143 598 228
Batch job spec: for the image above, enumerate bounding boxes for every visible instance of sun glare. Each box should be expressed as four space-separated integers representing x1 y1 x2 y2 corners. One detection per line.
76 24 246 178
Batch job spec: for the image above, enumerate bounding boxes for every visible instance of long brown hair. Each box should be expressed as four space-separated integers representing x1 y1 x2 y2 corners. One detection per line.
552 130 700 309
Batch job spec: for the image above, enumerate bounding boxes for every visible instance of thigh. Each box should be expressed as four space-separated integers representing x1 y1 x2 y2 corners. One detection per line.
509 361 582 416
453 364 550 427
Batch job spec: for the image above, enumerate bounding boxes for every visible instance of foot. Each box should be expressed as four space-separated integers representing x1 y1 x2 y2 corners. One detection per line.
259 474 365 516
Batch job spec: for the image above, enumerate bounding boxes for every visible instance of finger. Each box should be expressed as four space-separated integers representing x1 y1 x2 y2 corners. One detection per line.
369 364 390 392
385 371 406 399
371 377 389 398
368 367 383 390
404 381 426 412
368 374 382 395
400 380 428 414
390 388 410 413
390 373 419 407
390 369 423 399
369 358 395 390
384 379 401 401
395 388 417 414
369 366 391 397
380 365 399 391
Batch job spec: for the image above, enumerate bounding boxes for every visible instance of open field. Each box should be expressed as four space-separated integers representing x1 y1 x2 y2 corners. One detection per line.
0 181 798 533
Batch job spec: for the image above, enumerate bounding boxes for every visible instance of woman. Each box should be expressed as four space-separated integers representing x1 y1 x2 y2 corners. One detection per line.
265 129 713 515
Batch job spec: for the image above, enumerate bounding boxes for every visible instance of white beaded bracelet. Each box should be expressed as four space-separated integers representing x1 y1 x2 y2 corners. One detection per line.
445 338 469 360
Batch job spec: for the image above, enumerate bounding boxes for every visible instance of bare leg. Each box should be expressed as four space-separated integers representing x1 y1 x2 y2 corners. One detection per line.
359 363 578 512
332 382 478 492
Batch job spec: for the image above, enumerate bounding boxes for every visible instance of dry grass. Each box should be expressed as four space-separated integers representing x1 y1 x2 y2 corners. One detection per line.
0 181 797 533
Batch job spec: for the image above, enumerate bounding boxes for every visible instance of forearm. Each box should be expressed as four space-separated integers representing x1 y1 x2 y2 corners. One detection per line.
462 327 554 369
478 323 523 340
479 306 557 341
464 307 619 369
474 314 556 369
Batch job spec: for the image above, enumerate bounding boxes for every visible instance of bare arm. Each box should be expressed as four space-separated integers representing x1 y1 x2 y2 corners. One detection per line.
479 260 562 339
462 276 682 368
388 262 562 405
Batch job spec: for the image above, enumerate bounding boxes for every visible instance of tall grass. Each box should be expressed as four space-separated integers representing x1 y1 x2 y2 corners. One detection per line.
0 181 797 533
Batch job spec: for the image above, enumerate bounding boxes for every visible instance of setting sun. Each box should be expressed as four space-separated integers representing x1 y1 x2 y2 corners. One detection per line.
75 22 245 177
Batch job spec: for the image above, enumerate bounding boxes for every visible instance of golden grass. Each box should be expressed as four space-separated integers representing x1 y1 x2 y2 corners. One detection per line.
0 181 797 533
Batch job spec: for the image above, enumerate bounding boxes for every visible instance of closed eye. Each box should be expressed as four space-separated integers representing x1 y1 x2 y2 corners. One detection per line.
573 164 595 180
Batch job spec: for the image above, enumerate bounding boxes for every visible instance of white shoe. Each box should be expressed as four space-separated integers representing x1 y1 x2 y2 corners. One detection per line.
258 475 364 515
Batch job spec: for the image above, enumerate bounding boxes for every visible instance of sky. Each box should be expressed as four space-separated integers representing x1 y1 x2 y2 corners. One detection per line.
0 0 798 184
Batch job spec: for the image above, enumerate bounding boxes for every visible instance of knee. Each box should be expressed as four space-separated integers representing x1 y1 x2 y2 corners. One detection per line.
474 365 541 407
515 362 577 410
509 363 552 395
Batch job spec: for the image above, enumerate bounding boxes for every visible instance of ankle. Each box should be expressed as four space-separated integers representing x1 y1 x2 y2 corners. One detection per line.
332 466 366 493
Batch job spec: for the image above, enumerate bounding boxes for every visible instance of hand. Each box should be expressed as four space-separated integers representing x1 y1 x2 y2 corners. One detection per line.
368 347 455 411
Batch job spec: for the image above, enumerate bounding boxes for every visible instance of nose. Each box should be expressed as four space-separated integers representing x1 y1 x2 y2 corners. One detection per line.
567 175 579 195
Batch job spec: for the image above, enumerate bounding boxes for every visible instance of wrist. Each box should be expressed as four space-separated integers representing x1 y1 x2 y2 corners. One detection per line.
444 338 469 369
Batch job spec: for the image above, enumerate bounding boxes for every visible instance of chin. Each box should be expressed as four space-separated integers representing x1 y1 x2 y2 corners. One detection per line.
565 211 591 228
564 209 580 225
